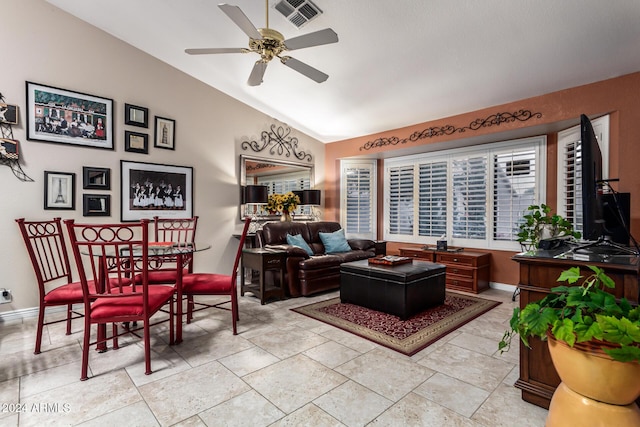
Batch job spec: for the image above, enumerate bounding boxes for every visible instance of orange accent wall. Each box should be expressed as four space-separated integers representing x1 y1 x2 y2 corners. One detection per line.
324 71 640 286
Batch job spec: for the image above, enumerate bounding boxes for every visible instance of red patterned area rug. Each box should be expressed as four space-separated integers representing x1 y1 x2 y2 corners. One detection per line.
292 293 501 356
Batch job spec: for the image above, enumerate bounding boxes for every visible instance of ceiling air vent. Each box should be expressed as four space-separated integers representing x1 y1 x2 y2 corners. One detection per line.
275 0 323 29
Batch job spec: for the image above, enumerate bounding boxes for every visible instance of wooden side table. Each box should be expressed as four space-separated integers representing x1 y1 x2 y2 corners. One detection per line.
240 248 286 305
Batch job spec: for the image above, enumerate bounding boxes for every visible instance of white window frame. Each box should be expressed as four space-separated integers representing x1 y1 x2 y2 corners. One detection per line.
383 136 546 251
340 159 377 240
557 115 610 232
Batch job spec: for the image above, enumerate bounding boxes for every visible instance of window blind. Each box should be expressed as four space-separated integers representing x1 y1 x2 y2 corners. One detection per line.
418 161 447 237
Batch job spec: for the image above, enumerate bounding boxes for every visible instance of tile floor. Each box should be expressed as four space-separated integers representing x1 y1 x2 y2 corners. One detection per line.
0 288 548 426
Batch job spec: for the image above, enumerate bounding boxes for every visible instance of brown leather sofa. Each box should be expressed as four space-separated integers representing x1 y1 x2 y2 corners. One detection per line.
256 221 378 297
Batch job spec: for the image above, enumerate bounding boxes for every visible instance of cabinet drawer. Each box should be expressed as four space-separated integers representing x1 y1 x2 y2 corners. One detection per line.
446 275 474 291
399 248 434 261
445 265 474 278
436 253 475 266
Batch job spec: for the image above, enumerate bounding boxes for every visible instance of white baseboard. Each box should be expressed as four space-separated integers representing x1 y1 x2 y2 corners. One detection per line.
0 305 67 323
489 282 517 294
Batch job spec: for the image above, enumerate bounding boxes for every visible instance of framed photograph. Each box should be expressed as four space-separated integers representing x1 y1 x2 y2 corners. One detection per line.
83 166 111 190
124 103 148 128
26 81 113 150
125 131 149 154
120 160 193 221
0 103 18 125
83 194 111 217
44 171 75 210
1 138 19 160
154 116 176 150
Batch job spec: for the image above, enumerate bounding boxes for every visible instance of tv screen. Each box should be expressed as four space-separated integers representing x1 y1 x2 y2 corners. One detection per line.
580 114 604 241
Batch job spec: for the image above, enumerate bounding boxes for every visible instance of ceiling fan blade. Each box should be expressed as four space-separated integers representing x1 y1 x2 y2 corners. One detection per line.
284 28 338 51
280 57 329 83
218 4 263 40
185 48 245 55
248 61 268 86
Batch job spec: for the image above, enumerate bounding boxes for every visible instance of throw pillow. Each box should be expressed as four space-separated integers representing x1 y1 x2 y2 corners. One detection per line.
319 228 352 254
285 233 314 256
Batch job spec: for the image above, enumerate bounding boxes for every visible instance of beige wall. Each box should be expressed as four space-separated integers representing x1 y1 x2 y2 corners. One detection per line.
1 0 325 314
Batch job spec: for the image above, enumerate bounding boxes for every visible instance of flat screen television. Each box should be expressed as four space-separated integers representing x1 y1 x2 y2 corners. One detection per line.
580 114 605 241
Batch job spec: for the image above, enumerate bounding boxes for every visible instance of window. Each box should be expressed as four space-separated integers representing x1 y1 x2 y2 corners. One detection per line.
340 160 377 239
557 115 609 235
383 136 545 250
258 171 311 216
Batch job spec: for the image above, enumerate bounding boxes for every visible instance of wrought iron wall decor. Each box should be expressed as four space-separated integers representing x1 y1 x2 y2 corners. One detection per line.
0 92 34 182
241 123 313 162
246 162 278 172
360 109 543 151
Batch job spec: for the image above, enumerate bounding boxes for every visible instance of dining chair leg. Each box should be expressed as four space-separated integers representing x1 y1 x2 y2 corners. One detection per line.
144 321 152 375
112 323 119 350
35 304 45 354
81 321 91 381
65 304 73 335
186 296 194 324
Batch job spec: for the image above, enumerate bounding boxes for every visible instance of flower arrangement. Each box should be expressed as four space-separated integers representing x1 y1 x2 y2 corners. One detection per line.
264 192 300 214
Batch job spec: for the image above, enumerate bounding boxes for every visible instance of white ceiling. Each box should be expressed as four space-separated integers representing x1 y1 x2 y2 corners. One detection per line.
46 0 640 143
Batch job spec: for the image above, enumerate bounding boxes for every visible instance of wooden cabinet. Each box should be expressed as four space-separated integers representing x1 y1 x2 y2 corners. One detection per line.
512 252 639 409
399 248 490 294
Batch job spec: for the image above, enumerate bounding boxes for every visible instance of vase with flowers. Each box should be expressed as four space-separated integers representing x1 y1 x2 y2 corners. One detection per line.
265 192 300 222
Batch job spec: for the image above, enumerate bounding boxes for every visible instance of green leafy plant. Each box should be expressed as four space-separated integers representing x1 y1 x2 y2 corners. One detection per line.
516 204 581 249
499 265 640 363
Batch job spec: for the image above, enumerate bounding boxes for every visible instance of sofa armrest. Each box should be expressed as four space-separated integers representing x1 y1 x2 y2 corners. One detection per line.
348 239 375 251
265 244 310 258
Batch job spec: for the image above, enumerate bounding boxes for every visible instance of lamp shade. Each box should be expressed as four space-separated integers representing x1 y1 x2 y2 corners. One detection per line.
244 185 268 204
303 189 321 205
292 190 304 204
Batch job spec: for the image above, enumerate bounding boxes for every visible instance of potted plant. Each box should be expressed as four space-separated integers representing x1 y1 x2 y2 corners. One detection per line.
516 203 581 250
500 265 640 425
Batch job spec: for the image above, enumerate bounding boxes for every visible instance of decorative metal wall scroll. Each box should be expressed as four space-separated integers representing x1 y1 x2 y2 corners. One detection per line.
0 92 34 182
241 123 313 162
360 109 543 151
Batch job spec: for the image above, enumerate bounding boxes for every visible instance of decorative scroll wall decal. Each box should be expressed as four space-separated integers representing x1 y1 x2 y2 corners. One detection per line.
360 109 543 151
246 162 278 172
241 123 313 162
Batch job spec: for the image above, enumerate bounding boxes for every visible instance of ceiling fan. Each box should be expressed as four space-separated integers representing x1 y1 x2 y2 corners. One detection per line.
185 1 338 86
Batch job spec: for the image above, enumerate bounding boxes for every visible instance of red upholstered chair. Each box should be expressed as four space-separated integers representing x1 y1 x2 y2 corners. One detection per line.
148 216 199 284
65 219 175 381
181 217 251 335
15 217 93 354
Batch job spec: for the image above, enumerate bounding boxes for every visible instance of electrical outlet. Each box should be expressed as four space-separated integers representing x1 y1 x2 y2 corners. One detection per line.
0 288 12 304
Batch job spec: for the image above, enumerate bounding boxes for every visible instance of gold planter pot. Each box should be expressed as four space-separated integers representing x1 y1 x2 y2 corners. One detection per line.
546 335 640 426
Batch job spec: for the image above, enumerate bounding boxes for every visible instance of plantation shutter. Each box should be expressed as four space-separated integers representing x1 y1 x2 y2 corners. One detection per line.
492 148 537 241
388 165 414 235
452 156 486 239
340 160 376 239
418 161 447 237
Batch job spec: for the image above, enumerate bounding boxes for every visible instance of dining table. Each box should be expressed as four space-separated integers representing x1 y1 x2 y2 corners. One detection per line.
88 241 211 350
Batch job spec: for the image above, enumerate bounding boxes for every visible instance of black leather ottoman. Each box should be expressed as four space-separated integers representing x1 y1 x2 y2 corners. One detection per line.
340 259 446 320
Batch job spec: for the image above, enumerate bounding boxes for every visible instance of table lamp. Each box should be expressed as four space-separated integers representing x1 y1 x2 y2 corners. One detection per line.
244 185 268 231
303 189 321 221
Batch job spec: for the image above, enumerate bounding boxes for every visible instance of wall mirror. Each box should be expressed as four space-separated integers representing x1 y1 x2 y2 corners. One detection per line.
240 154 314 220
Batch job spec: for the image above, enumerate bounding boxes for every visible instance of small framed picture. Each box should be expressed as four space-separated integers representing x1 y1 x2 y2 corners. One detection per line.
83 166 111 190
124 104 148 128
125 131 148 154
0 103 18 125
44 171 75 210
83 194 111 216
154 116 176 150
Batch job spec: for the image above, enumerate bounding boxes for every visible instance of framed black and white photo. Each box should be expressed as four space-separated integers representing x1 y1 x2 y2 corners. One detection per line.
120 160 193 221
83 194 110 216
124 103 148 128
26 82 113 150
0 103 18 125
83 166 111 190
44 171 75 210
154 116 176 150
125 131 149 154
